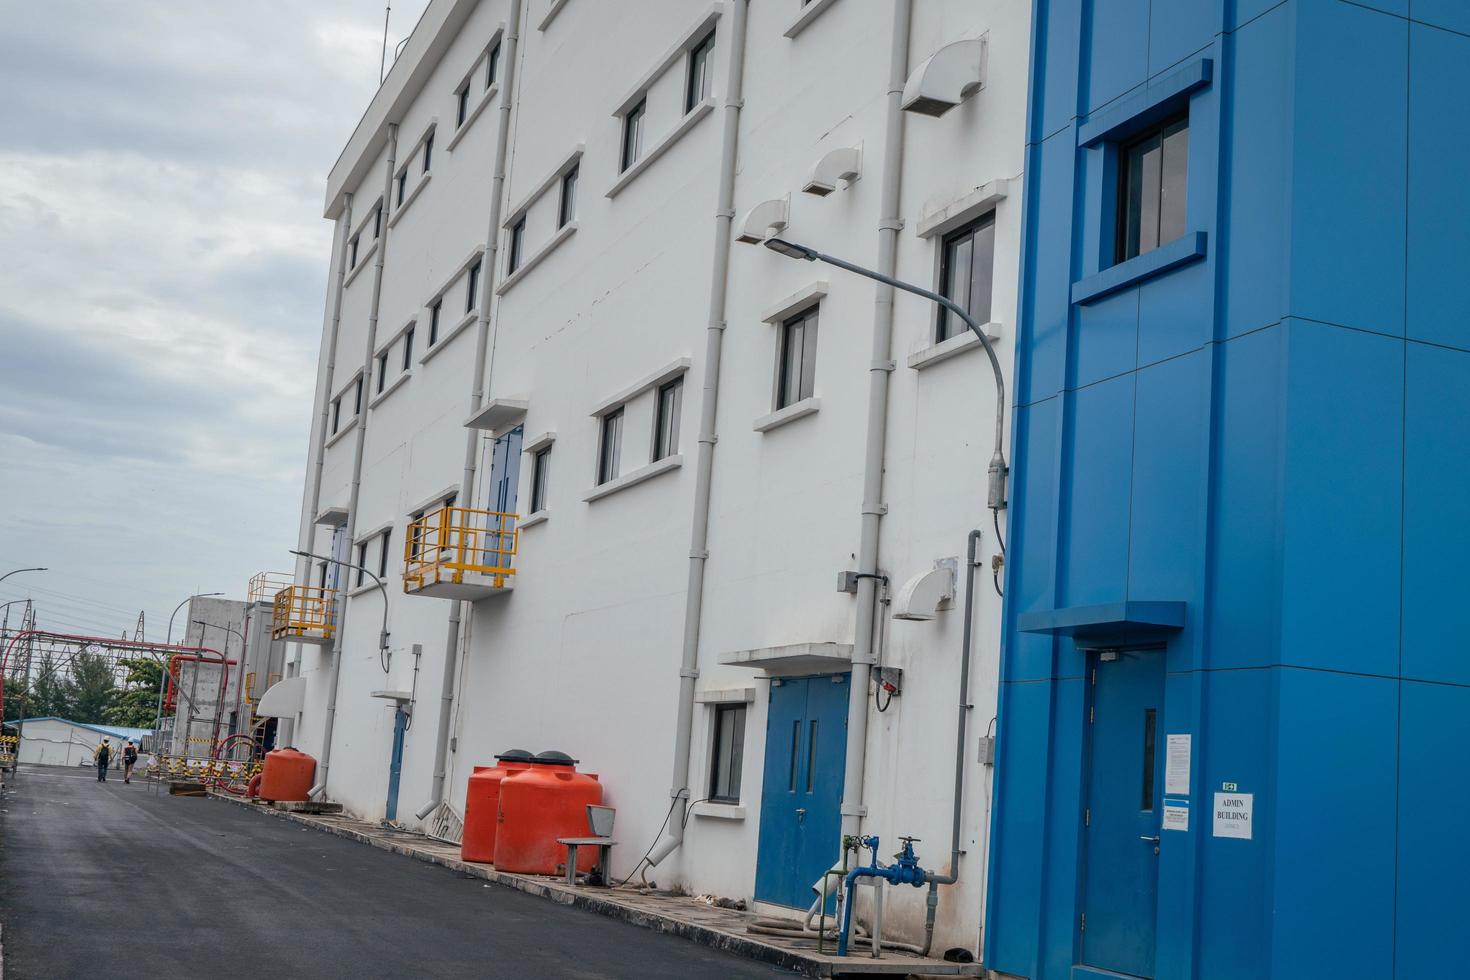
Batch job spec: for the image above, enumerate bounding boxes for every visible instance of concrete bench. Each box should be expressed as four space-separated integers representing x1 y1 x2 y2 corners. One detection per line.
556 837 617 886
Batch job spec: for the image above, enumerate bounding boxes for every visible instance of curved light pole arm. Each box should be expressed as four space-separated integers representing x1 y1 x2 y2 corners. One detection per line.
290 550 391 669
0 567 46 585
764 238 1009 510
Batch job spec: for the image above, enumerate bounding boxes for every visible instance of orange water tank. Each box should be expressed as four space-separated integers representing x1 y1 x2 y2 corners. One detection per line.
493 751 603 875
258 748 316 802
460 749 535 863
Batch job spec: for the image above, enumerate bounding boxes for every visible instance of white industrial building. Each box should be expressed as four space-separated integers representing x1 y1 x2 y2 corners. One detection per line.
16 718 152 770
275 0 1026 954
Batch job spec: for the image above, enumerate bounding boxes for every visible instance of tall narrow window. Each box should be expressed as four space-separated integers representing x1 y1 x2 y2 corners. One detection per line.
402 326 414 370
350 235 360 268
508 218 525 274
465 261 481 314
422 133 433 174
621 99 646 173
686 31 715 113
1118 114 1189 263
777 306 819 409
377 528 391 579
372 205 382 240
486 41 501 88
788 719 801 791
376 351 389 393
354 542 367 587
707 703 746 804
558 165 578 229
456 83 471 127
1140 708 1158 810
597 408 624 484
429 299 442 345
805 720 818 793
653 378 682 461
530 446 551 513
317 561 328 588
409 510 425 559
396 171 407 207
353 378 363 416
937 214 996 342
331 397 342 434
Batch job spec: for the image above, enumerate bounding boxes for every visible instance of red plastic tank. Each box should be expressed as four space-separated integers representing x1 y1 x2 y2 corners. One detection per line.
460 749 535 863
258 748 316 802
493 751 603 875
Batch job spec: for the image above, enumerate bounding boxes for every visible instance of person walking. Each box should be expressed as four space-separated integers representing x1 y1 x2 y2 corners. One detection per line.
94 737 112 782
122 739 138 784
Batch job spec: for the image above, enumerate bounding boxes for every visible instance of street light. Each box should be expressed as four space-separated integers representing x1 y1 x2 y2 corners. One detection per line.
167 593 224 646
290 550 391 671
756 236 1009 511
0 567 46 585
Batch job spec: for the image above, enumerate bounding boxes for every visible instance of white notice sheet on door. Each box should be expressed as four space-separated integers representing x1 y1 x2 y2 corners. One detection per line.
1165 733 1191 796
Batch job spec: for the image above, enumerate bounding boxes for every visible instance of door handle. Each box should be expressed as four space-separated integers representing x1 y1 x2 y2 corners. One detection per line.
796 808 807 822
1139 835 1160 843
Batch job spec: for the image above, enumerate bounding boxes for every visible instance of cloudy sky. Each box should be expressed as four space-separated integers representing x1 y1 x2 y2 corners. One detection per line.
0 1 429 640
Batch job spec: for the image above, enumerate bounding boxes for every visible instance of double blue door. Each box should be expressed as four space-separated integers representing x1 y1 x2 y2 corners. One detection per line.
755 673 848 910
1081 651 1166 978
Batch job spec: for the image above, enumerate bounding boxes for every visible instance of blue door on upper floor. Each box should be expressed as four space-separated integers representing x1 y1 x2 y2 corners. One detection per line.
1081 650 1167 978
754 673 848 911
483 425 522 567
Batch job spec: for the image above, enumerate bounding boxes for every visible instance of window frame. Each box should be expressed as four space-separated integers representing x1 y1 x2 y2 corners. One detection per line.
354 542 368 588
372 205 382 241
377 528 391 579
508 218 526 274
936 213 997 343
331 397 342 434
352 378 363 416
395 171 408 208
558 165 578 229
486 40 501 89
456 82 471 128
422 133 433 174
707 703 746 805
402 326 414 370
530 445 551 513
465 261 482 314
620 99 646 173
376 351 389 393
685 31 716 114
429 299 442 345
597 408 624 485
776 305 819 410
1114 112 1190 266
652 377 683 462
349 235 360 269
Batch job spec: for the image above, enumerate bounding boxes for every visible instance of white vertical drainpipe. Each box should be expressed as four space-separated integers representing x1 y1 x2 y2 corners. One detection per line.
311 125 399 799
647 0 750 869
284 193 355 750
416 0 524 823
841 0 911 841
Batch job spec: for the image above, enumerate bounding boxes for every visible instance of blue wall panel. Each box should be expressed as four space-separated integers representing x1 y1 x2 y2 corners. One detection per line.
1147 0 1220 77
1412 0 1470 35
1401 343 1470 685
1073 290 1137 389
1084 0 1150 114
1020 129 1079 406
1406 22 1470 351
1007 397 1063 684
1277 321 1402 677
1288 0 1406 337
1058 376 1134 608
1033 0 1085 140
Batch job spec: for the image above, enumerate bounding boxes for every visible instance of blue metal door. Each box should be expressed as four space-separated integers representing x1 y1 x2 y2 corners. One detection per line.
755 674 848 910
487 424 523 513
1081 651 1167 977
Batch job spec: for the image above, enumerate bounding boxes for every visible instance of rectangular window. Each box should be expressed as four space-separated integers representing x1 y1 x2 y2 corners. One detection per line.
1118 114 1189 264
597 408 624 484
402 326 414 370
707 703 746 804
788 719 800 791
429 300 442 345
317 562 328 588
621 99 646 173
331 397 342 434
377 529 391 579
350 235 360 268
686 31 715 113
508 218 525 274
937 214 996 342
354 542 367 588
353 378 363 416
422 134 433 174
376 351 389 393
1140 708 1158 811
409 510 425 559
652 378 682 461
465 261 481 314
456 83 470 127
486 41 501 88
777 306 819 409
558 165 578 229
530 446 551 513
372 205 382 241
396 172 407 207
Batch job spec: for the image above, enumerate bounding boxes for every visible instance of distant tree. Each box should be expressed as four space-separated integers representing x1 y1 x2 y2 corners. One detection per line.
26 652 74 719
104 655 166 729
66 651 117 725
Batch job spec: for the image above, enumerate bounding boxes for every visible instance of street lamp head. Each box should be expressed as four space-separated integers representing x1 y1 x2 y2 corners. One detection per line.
762 237 818 261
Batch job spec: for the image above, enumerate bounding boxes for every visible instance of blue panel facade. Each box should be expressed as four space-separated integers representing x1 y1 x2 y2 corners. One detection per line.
986 2 1470 977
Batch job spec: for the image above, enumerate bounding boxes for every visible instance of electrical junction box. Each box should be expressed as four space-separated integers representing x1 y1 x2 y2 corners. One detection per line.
837 570 860 594
876 666 903 696
977 735 996 766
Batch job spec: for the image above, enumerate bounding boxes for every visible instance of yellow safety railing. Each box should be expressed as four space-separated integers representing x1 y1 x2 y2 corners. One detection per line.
248 571 294 603
272 584 338 641
403 506 519 591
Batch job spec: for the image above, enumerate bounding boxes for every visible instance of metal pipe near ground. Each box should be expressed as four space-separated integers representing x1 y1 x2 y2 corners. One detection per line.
312 123 399 800
417 0 524 824
646 0 750 869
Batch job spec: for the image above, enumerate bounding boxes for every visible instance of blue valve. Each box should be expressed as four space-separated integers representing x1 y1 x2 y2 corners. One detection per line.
837 835 929 955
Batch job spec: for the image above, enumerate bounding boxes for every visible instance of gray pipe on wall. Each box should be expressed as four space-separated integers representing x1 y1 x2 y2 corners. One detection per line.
647 0 750 869
284 193 355 749
311 124 399 799
416 0 524 824
839 0 912 842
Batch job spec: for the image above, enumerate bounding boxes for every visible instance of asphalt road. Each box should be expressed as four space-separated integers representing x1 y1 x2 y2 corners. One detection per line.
0 765 792 980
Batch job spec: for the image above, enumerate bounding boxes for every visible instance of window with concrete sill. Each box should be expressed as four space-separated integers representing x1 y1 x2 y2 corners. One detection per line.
605 99 715 199
582 454 682 503
495 221 577 296
447 83 499 153
419 310 477 365
519 509 550 529
344 240 378 287
388 173 431 229
784 0 843 39
753 396 819 434
368 369 411 409
907 323 1001 371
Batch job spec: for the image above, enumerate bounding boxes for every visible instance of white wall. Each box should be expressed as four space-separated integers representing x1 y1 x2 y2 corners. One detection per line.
288 0 1029 953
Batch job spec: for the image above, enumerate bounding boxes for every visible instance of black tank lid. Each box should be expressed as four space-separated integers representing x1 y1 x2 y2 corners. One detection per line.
533 750 578 767
495 749 535 762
